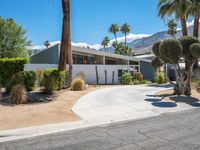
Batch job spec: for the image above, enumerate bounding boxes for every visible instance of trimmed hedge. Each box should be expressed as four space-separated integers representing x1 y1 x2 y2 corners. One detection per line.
0 58 28 86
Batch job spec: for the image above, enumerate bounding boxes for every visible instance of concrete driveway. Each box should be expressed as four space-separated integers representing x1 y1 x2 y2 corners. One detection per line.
72 84 197 125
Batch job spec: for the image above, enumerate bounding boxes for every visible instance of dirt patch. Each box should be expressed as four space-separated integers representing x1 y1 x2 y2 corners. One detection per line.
0 85 110 131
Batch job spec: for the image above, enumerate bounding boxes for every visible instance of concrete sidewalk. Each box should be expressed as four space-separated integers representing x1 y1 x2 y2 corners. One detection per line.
0 84 198 143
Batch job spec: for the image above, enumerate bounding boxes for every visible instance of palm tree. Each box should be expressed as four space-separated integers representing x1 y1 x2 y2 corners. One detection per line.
108 24 119 44
158 0 191 36
101 36 110 52
167 19 178 38
189 0 200 37
121 23 130 47
44 40 50 48
58 0 72 76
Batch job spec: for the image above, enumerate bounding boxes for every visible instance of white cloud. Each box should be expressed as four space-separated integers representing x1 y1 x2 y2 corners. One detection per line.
111 33 150 44
29 33 150 51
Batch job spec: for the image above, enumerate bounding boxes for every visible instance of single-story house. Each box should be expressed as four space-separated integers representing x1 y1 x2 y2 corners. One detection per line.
25 44 157 84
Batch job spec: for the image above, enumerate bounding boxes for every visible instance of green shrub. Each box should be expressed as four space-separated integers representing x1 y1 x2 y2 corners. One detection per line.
36 70 44 86
141 80 152 84
155 72 166 84
43 69 65 94
0 58 28 86
71 78 85 91
134 72 143 81
132 80 139 85
122 72 133 85
6 72 24 92
24 71 37 91
11 84 27 104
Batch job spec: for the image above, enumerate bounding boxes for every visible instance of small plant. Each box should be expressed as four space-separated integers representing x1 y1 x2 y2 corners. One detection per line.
134 72 143 81
24 71 37 91
43 69 65 94
11 84 27 104
133 80 140 85
155 72 166 84
6 72 24 93
75 71 85 81
71 78 85 91
141 80 152 84
122 72 133 85
36 69 44 86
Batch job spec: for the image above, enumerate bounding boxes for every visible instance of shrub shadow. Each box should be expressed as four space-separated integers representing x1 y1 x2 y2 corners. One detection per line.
145 98 161 103
147 84 173 88
152 102 177 108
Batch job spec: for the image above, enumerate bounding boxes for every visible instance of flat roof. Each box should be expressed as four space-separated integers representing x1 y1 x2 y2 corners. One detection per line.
72 45 139 62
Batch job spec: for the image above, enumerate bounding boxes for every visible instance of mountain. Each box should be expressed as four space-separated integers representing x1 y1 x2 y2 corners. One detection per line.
104 25 198 55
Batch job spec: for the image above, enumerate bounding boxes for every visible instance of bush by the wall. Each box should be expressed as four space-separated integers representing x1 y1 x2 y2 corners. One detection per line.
122 72 133 85
24 71 37 91
11 84 27 104
134 72 144 81
71 78 85 91
0 58 28 86
6 71 37 92
155 72 166 84
43 69 65 94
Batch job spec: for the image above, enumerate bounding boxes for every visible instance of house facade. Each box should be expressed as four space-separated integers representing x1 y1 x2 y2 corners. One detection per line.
25 44 156 84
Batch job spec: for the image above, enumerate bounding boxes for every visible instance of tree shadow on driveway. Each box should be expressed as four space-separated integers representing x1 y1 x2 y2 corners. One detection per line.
145 98 177 108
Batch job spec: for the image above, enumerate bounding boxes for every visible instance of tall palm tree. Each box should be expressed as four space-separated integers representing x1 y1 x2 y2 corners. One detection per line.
121 23 130 47
44 40 50 48
158 0 191 36
189 0 200 37
101 36 110 52
108 24 119 44
58 0 72 76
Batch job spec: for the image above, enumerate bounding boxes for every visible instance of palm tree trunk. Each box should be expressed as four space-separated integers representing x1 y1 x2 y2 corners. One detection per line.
124 33 127 47
58 0 68 71
115 34 118 44
193 14 199 38
180 16 188 36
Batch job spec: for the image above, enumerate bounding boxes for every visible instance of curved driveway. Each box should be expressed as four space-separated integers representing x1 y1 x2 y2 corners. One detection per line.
72 84 194 125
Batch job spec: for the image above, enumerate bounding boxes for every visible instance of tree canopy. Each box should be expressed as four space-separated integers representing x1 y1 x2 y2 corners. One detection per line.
0 17 30 58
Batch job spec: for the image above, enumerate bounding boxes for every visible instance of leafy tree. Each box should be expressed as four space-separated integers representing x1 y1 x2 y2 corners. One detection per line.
109 24 119 44
44 40 50 48
151 38 200 96
158 0 190 36
115 42 132 56
0 17 30 58
167 19 177 38
121 23 130 47
101 36 110 52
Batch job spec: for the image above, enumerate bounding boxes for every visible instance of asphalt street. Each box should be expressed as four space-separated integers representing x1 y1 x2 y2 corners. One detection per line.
1 108 200 150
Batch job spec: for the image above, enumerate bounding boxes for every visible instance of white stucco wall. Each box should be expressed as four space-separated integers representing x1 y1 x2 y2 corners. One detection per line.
24 64 139 84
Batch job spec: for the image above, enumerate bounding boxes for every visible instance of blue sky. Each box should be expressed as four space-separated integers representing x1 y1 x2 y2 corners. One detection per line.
0 0 169 47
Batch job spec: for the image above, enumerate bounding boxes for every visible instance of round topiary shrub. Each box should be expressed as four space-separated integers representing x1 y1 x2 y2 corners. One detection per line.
179 36 200 59
71 78 85 91
190 43 200 59
152 41 161 57
151 57 163 69
11 84 27 104
159 39 182 64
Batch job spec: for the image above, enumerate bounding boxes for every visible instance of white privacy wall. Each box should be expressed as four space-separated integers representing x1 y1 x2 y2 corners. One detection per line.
24 64 139 84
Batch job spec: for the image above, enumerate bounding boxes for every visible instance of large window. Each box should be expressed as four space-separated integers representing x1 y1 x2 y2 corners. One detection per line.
105 57 127 65
73 52 103 64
